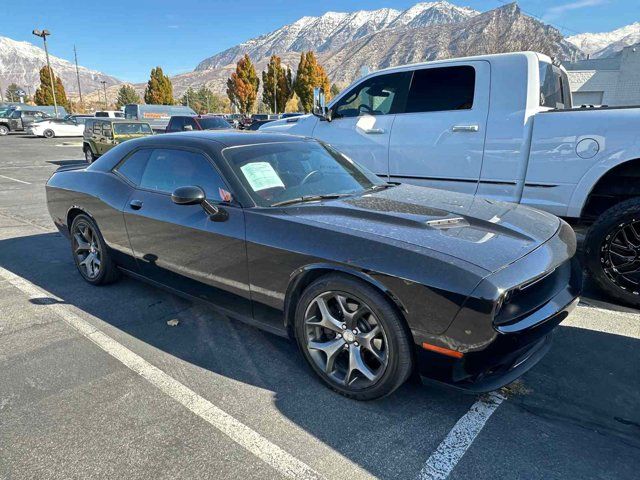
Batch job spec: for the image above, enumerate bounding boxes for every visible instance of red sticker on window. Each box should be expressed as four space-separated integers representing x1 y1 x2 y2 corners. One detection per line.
219 187 232 202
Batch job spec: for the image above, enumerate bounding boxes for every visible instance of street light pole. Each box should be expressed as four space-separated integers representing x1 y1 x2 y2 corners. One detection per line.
32 29 58 117
101 81 108 109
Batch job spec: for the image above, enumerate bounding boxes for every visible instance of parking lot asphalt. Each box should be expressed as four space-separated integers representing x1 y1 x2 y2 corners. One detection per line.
0 134 638 480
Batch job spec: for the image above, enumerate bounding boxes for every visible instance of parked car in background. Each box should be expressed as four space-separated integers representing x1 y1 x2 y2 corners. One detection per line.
46 131 580 400
262 51 640 308
123 104 196 132
65 114 93 125
95 110 124 118
27 117 85 138
245 119 276 130
165 115 232 133
0 109 52 135
83 118 153 162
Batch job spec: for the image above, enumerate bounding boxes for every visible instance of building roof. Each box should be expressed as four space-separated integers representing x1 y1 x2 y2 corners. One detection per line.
564 57 621 71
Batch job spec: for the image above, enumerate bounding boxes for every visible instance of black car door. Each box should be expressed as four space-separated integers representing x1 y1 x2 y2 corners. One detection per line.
118 147 251 317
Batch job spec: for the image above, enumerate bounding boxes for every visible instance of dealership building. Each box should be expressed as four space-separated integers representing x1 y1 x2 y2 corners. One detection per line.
565 45 640 106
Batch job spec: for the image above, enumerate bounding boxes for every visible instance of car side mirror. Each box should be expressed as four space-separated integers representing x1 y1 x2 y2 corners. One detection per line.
183 125 193 131
171 185 205 205
171 185 228 221
313 87 331 122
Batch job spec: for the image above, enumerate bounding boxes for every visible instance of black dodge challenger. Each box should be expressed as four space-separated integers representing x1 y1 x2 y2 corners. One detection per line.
46 131 581 400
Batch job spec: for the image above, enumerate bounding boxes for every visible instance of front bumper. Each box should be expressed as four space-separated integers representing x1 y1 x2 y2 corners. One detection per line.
415 225 582 393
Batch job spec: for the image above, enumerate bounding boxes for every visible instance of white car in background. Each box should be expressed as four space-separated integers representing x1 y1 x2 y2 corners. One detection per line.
28 117 86 138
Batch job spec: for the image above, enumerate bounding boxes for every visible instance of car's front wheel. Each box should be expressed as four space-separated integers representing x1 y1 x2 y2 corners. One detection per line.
585 198 640 308
70 214 120 285
0 125 8 136
295 274 413 400
43 129 55 138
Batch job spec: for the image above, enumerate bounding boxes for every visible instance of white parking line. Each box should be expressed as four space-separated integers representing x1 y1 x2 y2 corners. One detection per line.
0 265 324 480
417 392 505 480
0 174 30 185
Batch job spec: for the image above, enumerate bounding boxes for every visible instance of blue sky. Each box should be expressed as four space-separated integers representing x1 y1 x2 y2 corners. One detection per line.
3 0 637 82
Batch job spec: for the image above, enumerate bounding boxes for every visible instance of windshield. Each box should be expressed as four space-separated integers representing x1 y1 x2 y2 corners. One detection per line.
198 117 231 129
223 141 385 207
113 123 153 134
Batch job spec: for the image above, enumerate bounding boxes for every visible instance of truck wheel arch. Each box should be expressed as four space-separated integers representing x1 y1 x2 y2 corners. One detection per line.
570 157 640 220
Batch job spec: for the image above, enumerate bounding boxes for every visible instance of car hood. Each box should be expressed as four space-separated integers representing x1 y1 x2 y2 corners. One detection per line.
284 184 560 273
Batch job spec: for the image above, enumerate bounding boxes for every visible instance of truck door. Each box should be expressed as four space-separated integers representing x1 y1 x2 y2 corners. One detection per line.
388 61 490 195
312 71 411 178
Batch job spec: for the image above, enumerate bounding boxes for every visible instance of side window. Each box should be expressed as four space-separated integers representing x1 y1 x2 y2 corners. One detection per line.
115 149 152 186
139 149 228 200
168 117 184 131
102 123 113 137
405 66 475 113
93 122 102 134
124 105 137 119
333 72 410 118
184 118 197 130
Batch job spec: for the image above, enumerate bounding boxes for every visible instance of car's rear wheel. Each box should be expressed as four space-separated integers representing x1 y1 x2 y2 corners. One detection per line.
43 129 55 138
0 125 8 136
585 198 640 308
70 214 120 285
84 146 96 163
295 274 413 400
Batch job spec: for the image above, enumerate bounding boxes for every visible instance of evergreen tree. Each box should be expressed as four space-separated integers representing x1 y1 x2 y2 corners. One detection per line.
293 51 331 113
5 83 22 102
181 86 230 114
226 54 259 114
34 67 70 110
261 55 293 114
115 84 141 108
144 67 174 105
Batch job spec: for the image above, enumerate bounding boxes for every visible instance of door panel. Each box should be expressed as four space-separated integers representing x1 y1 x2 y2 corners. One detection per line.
389 61 491 194
124 190 251 317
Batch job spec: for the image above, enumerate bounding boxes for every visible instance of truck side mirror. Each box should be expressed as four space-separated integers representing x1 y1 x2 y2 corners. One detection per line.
312 88 331 122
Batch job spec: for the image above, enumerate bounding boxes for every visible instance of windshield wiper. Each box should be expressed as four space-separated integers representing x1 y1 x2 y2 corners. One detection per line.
271 193 351 207
365 183 396 192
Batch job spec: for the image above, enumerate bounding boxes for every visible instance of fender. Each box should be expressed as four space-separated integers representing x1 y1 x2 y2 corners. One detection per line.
567 155 640 218
283 262 409 330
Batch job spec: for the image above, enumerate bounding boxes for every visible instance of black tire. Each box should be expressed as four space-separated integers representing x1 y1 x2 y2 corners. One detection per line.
43 129 55 138
294 273 413 400
84 145 96 163
0 125 8 136
69 214 120 285
584 198 640 308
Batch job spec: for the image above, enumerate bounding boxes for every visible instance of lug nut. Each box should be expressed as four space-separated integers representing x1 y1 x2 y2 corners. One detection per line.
337 333 342 338
344 344 349 349
352 329 357 334
341 324 347 329
354 342 359 347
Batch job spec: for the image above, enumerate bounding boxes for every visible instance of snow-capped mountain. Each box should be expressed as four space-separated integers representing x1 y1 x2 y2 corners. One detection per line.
0 36 120 97
176 2 581 97
196 2 479 70
567 22 640 58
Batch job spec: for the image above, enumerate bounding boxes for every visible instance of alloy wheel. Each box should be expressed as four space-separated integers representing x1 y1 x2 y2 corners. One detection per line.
72 221 102 279
601 218 640 295
303 291 389 389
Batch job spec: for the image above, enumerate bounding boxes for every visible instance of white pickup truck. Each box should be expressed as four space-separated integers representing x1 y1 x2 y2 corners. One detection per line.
261 51 640 307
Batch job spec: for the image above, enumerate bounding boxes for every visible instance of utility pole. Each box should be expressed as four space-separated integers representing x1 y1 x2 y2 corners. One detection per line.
32 29 58 117
74 45 83 109
101 81 108 109
274 63 277 114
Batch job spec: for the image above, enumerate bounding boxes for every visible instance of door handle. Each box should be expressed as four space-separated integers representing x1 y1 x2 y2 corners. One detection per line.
363 128 385 134
129 199 143 210
452 124 479 132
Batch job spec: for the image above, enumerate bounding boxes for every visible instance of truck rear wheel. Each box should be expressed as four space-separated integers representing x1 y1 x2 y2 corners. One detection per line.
585 198 640 308
0 125 8 136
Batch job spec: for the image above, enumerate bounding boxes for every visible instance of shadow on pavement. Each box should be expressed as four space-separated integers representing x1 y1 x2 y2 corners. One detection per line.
0 231 638 478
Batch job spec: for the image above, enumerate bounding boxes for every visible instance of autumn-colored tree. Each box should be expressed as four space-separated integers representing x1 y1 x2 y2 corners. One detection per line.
116 84 141 108
261 55 293 114
284 92 303 113
34 66 70 111
226 54 259 114
293 51 331 113
144 67 174 105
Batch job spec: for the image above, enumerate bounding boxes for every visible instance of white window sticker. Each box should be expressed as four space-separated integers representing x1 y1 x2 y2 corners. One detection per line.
240 162 285 191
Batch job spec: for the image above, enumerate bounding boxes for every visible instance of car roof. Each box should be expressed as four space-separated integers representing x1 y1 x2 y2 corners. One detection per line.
87 118 148 123
162 130 309 147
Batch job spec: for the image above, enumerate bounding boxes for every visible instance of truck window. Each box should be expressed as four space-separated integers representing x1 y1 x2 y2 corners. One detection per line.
124 105 138 119
333 72 410 118
405 66 475 113
539 63 570 109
